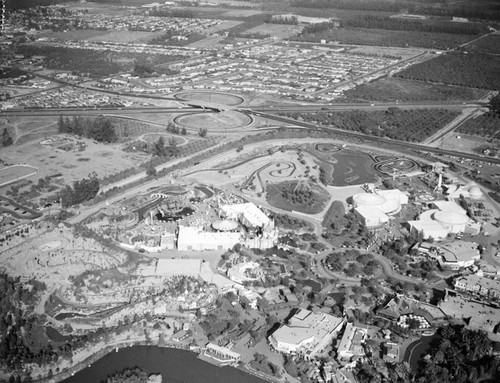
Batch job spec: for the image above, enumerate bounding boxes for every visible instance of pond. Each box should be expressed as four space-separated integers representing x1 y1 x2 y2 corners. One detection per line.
155 207 195 222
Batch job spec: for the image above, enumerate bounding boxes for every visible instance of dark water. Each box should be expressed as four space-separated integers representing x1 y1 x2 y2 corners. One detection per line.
404 334 441 371
155 207 195 222
54 312 87 320
62 346 266 383
46 326 71 342
330 152 376 186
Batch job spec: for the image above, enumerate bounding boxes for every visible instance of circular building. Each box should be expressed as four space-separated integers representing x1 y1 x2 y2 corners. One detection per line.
468 186 482 199
434 211 469 233
212 219 239 232
353 193 386 207
380 199 401 216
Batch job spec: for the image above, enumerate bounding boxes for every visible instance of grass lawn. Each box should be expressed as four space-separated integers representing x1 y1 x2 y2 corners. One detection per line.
265 180 330 214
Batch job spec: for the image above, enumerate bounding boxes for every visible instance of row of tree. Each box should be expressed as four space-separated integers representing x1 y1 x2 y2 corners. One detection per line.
58 115 117 143
1 128 13 147
264 15 299 25
416 324 499 383
340 15 485 35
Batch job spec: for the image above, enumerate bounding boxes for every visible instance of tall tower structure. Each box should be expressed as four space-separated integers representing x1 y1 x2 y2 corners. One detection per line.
1 0 6 35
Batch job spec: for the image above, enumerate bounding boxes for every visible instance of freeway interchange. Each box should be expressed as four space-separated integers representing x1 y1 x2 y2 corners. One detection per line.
3 99 496 166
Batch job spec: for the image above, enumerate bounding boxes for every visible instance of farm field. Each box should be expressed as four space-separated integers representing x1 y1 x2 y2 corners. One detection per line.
456 114 500 139
396 52 500 89
281 109 461 143
293 28 477 50
343 77 483 102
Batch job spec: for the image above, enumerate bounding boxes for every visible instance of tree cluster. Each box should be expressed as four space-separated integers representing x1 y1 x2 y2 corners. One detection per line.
250 353 281 378
166 122 186 135
0 273 61 372
281 108 460 142
58 115 117 143
16 45 183 78
59 172 99 208
152 136 180 158
416 324 499 383
105 366 150 383
2 128 13 147
280 182 316 207
272 213 312 231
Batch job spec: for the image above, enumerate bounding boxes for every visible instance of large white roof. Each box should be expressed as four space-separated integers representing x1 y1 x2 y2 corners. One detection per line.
434 211 469 225
353 193 386 207
220 203 270 227
432 200 466 214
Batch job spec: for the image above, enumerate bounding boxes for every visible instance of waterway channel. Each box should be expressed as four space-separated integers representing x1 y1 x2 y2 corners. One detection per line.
62 346 266 383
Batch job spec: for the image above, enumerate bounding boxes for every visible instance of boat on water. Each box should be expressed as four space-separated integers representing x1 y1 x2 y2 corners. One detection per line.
422 330 436 336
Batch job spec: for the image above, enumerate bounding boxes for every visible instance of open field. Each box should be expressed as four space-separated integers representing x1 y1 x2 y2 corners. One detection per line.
343 77 483 102
39 30 110 41
86 31 165 44
0 135 150 186
244 23 303 39
0 165 39 187
437 133 496 156
347 45 424 60
0 116 59 145
293 28 478 50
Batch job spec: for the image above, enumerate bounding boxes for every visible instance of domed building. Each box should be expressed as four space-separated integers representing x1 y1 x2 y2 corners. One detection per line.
408 199 480 240
352 189 408 228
